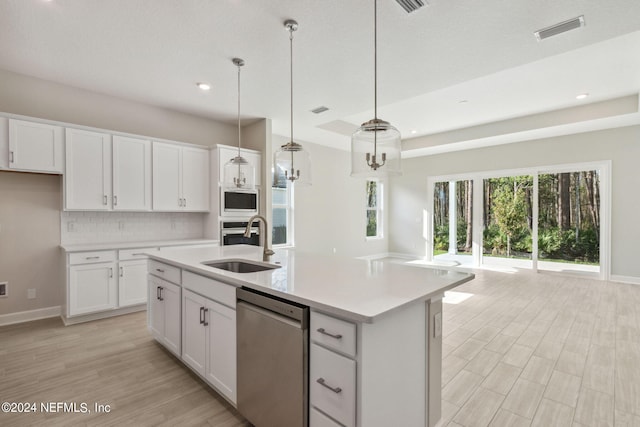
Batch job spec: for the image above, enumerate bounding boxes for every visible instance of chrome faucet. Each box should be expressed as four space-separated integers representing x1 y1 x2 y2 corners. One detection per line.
244 214 275 262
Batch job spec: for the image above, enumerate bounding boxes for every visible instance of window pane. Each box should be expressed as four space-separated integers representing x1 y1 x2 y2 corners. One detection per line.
366 209 377 237
272 187 287 205
367 181 377 208
433 182 449 254
538 171 600 265
483 176 533 260
272 207 287 245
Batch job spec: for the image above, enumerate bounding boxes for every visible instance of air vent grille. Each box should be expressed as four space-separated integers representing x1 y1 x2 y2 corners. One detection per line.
395 0 426 14
534 16 585 41
311 106 329 114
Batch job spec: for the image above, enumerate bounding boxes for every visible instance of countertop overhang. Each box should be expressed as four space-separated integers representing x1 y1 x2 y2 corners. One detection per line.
147 245 475 323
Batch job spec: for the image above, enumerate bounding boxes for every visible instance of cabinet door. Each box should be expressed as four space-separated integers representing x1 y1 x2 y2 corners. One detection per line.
182 147 210 211
217 146 237 184
65 128 112 210
152 142 182 211
8 119 64 173
69 262 117 316
148 277 164 338
182 290 207 376
162 281 181 356
112 135 151 211
118 260 148 307
205 300 237 403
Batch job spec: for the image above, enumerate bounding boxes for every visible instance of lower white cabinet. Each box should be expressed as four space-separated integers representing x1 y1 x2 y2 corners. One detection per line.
118 259 148 307
148 275 181 357
69 261 117 316
182 288 237 404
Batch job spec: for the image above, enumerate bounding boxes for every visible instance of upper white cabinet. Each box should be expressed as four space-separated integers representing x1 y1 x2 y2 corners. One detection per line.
65 128 112 210
217 145 261 187
65 130 152 211
153 142 209 211
7 119 64 173
112 135 152 210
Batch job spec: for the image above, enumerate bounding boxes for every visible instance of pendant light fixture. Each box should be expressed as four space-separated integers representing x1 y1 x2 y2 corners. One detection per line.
351 0 402 177
274 19 312 187
223 57 256 190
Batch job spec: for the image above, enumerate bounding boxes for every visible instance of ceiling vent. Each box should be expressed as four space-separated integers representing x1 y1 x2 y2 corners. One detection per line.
395 0 427 14
534 15 585 41
311 106 329 114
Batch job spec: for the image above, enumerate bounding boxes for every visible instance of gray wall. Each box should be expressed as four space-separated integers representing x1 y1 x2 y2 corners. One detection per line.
389 125 640 279
0 171 63 315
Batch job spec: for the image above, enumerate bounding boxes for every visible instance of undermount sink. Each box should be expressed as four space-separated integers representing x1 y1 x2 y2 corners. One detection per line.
202 259 280 273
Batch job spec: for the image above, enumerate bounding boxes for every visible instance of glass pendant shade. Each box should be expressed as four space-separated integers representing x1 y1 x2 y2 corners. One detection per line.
274 141 311 187
224 155 255 190
351 118 401 177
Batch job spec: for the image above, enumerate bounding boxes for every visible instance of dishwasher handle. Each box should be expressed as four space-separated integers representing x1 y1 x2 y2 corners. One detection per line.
237 287 308 329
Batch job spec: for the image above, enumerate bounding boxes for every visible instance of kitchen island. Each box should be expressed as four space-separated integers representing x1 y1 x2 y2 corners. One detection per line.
147 244 474 427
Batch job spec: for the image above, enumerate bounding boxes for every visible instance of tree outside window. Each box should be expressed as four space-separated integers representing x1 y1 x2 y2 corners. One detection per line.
366 180 382 238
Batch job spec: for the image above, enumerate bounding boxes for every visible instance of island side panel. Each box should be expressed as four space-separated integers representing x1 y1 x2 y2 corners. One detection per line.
428 297 443 427
358 300 428 427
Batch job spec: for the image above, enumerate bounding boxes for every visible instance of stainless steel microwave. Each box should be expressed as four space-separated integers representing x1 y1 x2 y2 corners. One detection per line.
221 189 259 216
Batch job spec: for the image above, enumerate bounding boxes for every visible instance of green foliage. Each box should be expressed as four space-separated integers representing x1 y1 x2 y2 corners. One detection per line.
272 226 287 245
434 225 448 251
538 227 599 263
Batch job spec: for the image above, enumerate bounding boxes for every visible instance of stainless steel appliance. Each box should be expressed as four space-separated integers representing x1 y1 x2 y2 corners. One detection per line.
220 221 259 246
221 189 258 216
237 287 309 427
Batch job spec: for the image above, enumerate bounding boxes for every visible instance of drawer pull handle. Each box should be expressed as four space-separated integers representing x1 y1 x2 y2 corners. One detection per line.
317 328 343 339
203 308 209 326
85 256 100 260
316 378 342 394
156 268 165 273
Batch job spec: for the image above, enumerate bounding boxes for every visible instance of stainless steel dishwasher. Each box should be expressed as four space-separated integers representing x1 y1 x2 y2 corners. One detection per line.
236 287 309 427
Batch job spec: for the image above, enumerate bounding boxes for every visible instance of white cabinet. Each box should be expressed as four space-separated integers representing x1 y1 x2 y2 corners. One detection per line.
118 259 148 307
112 135 151 211
64 128 111 210
65 129 152 211
153 142 209 211
148 275 181 356
182 279 237 403
310 313 357 427
7 119 64 173
217 145 261 187
68 251 118 316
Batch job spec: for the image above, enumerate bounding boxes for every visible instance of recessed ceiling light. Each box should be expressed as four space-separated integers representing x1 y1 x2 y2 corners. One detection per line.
458 100 468 104
576 93 589 100
411 130 417 134
197 82 211 91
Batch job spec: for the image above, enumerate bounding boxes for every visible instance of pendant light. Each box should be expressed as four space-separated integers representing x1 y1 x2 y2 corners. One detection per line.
351 0 402 177
223 57 256 190
274 19 312 187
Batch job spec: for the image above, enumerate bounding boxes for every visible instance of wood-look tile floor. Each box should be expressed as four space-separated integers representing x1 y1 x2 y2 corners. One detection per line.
0 312 250 427
442 269 640 427
1 269 639 426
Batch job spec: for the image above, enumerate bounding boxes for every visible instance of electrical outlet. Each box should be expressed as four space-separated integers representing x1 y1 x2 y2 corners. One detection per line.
0 282 7 298
27 288 36 299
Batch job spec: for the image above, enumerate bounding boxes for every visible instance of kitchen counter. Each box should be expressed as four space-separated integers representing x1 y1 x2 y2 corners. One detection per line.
147 244 474 323
60 238 218 253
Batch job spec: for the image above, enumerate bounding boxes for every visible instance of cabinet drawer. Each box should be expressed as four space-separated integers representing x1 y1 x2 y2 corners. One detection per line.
69 250 117 265
310 407 342 427
310 344 356 427
311 311 357 357
119 247 159 261
148 260 181 284
182 270 235 308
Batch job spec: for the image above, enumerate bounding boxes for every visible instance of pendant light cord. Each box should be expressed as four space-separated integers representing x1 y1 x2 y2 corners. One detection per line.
373 0 378 157
237 63 241 157
290 27 294 145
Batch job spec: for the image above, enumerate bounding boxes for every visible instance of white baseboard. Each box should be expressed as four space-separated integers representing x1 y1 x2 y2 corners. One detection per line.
0 306 61 327
61 304 146 326
610 275 640 285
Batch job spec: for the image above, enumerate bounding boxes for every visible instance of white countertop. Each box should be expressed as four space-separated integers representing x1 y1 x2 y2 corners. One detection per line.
147 245 475 323
60 238 219 253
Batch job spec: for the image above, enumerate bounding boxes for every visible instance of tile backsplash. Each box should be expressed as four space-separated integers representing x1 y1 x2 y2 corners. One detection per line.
61 211 205 245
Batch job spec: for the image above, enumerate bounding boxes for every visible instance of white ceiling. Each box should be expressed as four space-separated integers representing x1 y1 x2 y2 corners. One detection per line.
2 0 640 152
